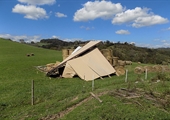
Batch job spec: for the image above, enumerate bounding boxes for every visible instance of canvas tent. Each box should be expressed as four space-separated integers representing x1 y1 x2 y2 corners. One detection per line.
47 41 116 81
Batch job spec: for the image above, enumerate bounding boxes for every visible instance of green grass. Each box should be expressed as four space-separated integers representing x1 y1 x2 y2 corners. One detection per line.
62 94 170 120
0 38 170 120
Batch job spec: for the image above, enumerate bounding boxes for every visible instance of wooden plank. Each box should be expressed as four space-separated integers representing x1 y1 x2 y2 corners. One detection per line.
126 96 141 99
90 92 102 103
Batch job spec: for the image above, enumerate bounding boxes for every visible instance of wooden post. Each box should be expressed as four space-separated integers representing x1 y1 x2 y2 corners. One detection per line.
92 80 94 91
125 69 128 82
145 69 147 80
31 80 34 105
92 75 94 91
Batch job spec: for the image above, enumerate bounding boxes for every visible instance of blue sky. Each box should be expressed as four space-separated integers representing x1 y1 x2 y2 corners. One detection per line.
0 0 170 48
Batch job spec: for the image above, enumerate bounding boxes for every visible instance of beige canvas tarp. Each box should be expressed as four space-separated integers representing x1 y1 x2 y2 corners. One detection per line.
55 41 100 68
62 48 116 81
62 63 76 78
47 41 102 76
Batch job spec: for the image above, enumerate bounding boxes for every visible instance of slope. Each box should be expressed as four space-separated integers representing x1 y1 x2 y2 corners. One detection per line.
0 38 62 119
0 38 170 120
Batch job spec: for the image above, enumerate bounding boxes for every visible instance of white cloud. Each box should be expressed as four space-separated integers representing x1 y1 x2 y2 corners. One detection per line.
161 27 170 31
161 40 167 43
74 1 168 27
115 30 130 35
12 4 48 20
73 1 124 21
112 7 148 24
153 42 170 48
0 34 41 42
112 7 169 28
55 12 67 18
51 35 60 39
63 38 83 42
154 39 160 41
163 42 170 47
150 39 170 48
18 0 56 5
132 15 169 28
80 26 94 30
80 26 85 29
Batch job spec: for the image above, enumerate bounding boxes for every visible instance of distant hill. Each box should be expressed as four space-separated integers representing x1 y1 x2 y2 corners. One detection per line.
32 39 170 65
34 38 89 50
108 43 170 64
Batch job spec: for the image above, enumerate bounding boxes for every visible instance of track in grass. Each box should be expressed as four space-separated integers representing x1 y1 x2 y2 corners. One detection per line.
40 91 108 120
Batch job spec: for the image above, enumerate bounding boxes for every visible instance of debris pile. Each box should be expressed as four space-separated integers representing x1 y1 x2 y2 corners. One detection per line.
109 88 170 111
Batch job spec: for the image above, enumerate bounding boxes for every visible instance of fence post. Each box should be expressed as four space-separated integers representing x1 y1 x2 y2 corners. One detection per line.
145 69 147 80
125 69 128 82
31 80 34 105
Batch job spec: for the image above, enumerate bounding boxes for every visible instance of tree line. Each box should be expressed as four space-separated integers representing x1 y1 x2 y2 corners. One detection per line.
31 39 170 64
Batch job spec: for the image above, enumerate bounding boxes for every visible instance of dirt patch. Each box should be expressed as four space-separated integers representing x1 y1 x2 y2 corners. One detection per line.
109 88 170 112
40 91 108 120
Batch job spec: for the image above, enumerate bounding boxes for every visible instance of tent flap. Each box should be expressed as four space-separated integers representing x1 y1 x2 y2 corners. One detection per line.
62 63 76 78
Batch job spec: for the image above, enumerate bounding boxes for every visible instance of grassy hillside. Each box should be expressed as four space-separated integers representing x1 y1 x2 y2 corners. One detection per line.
0 38 62 119
0 38 170 120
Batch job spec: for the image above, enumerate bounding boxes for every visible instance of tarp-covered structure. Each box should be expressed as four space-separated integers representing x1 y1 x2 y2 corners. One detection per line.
47 41 116 81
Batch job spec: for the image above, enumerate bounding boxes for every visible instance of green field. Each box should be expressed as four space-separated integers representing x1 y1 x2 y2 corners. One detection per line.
0 38 170 120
